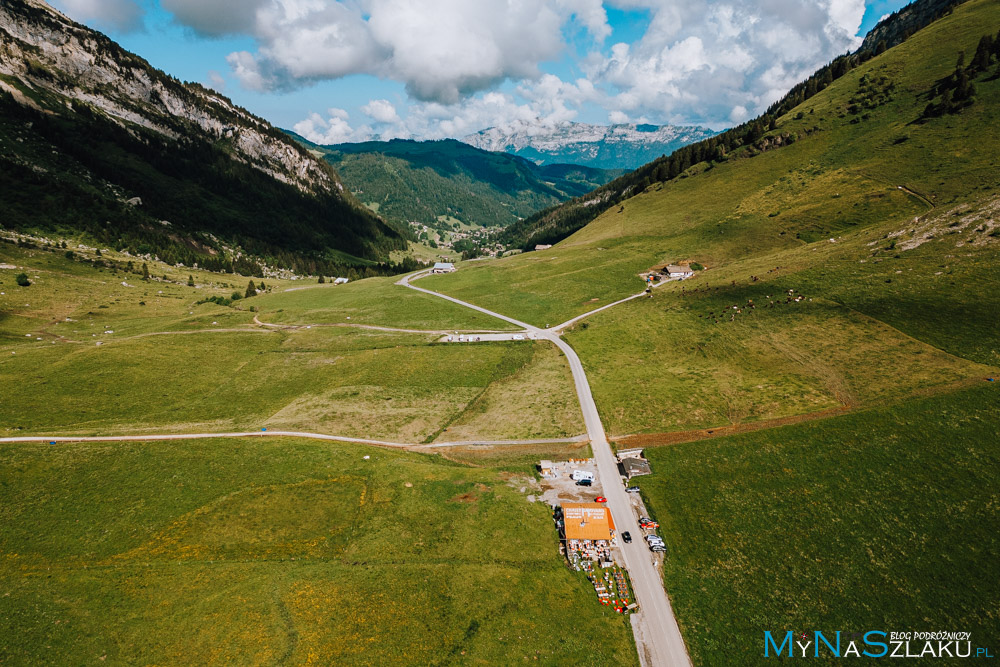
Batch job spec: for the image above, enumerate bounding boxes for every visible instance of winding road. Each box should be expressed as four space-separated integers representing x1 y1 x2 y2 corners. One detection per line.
399 270 691 667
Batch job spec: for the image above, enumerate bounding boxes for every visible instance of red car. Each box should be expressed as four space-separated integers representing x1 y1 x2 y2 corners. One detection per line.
595 496 607 503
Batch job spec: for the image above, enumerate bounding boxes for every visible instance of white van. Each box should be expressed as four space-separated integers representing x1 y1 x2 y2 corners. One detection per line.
571 470 595 482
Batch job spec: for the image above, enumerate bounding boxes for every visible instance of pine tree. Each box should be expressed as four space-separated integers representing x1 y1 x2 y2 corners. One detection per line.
970 35 993 72
187 274 195 287
141 263 150 281
245 280 256 298
954 68 972 102
318 275 326 284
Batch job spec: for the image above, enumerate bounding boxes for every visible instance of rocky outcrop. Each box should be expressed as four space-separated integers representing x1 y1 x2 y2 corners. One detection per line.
0 0 339 195
859 0 972 54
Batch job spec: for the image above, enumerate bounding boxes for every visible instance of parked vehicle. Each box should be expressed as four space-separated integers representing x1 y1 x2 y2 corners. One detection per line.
650 544 667 553
595 496 607 503
622 531 632 543
571 470 595 482
625 486 641 493
575 479 592 487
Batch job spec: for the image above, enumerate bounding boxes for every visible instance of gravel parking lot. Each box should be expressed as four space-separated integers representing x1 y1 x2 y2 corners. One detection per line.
537 458 605 506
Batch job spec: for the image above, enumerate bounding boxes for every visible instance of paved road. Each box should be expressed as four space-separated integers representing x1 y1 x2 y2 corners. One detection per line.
400 270 691 667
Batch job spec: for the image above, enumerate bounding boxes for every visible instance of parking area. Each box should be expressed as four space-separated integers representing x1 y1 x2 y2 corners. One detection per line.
537 458 604 505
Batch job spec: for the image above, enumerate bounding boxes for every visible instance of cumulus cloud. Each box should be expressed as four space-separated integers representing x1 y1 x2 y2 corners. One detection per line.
157 0 610 103
608 110 629 124
590 0 866 126
52 0 144 32
178 0 870 136
293 108 372 145
361 99 401 124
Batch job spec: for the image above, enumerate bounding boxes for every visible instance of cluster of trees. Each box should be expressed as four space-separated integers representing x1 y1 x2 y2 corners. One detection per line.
922 31 1000 118
193 281 266 307
847 74 897 121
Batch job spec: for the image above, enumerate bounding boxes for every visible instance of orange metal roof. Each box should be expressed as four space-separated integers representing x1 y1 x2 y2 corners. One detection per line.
563 503 616 541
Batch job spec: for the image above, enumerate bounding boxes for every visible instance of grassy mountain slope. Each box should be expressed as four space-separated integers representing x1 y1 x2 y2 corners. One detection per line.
301 138 622 231
424 0 1000 327
420 0 1000 434
0 0 407 276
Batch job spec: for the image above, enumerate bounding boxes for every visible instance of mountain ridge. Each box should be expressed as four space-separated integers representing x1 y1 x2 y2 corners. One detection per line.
0 0 408 275
297 136 623 234
464 121 718 170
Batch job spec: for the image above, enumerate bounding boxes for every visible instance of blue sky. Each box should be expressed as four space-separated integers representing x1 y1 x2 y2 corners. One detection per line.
51 0 912 142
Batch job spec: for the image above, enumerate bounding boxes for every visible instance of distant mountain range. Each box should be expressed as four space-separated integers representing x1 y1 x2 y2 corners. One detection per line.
464 122 718 170
0 0 406 276
294 136 623 231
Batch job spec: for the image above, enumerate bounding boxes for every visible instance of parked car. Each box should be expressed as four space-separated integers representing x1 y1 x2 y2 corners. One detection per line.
625 486 641 493
650 545 667 553
595 496 607 503
645 535 664 544
575 479 592 486
622 531 632 543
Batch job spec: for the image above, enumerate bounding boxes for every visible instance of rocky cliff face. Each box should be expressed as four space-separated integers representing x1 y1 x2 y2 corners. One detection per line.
859 0 971 53
0 0 340 195
464 122 717 170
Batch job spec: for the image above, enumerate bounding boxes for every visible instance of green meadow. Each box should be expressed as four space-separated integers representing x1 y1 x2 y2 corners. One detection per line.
0 437 637 665
252 275 520 331
634 383 1000 666
0 245 578 443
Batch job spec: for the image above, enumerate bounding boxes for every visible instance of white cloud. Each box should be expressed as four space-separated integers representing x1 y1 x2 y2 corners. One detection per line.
293 110 372 145
172 0 871 135
361 99 401 124
52 0 144 32
608 110 629 124
590 0 866 127
154 0 609 104
327 107 350 121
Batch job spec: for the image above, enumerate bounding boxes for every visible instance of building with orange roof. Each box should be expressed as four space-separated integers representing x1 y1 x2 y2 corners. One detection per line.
562 503 616 542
